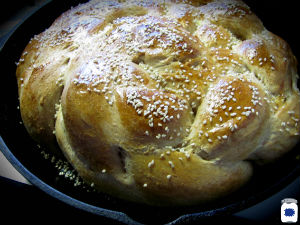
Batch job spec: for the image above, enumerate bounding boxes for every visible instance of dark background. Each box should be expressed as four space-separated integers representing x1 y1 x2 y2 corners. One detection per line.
0 1 299 224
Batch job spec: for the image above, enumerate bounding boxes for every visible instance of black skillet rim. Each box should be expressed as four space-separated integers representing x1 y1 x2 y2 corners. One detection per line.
1 138 299 225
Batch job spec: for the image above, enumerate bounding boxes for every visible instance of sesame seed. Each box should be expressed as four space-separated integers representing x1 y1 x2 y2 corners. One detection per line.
185 152 190 159
148 160 155 168
168 161 175 169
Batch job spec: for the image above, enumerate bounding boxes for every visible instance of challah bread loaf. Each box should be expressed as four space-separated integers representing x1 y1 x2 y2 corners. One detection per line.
16 0 300 206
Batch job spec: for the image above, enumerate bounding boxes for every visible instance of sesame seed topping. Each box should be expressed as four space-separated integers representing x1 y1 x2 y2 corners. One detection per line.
148 160 155 168
185 152 190 159
168 161 175 169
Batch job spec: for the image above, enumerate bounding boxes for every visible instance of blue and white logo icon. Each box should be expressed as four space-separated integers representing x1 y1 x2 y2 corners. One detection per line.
281 198 298 223
284 208 295 217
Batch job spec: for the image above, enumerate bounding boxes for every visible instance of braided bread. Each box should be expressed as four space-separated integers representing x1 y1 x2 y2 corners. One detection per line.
16 0 300 205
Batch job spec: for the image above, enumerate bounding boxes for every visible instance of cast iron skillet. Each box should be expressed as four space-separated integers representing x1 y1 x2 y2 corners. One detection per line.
0 1 299 224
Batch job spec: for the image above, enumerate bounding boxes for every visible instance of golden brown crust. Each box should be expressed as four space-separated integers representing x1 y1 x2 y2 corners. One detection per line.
16 0 300 205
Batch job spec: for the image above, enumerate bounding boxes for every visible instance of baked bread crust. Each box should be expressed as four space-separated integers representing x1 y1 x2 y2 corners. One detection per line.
16 0 300 205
